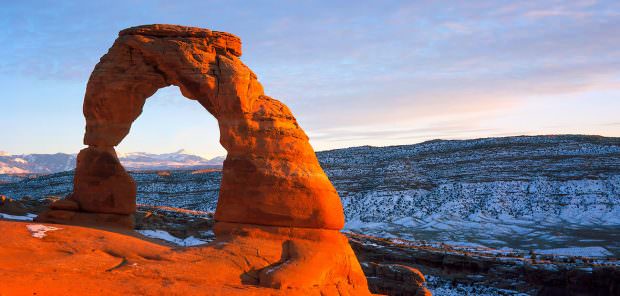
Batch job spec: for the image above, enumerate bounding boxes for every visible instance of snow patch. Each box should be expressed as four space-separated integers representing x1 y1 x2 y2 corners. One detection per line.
137 229 207 246
0 166 29 174
27 224 62 238
344 219 390 231
427 275 530 296
13 158 28 164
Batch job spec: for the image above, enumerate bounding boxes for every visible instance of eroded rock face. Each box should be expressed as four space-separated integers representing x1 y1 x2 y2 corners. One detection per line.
72 147 136 214
34 24 370 294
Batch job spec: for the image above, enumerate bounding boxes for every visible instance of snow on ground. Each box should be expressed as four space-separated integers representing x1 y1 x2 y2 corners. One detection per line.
536 247 612 257
0 166 29 174
345 215 620 257
0 213 36 221
26 224 62 238
137 229 207 246
426 275 530 296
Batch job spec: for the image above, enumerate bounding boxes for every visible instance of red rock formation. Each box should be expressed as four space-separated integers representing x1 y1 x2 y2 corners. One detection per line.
39 24 343 230
34 24 372 294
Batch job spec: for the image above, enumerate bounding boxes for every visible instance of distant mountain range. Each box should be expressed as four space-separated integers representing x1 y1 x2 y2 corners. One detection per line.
0 149 224 174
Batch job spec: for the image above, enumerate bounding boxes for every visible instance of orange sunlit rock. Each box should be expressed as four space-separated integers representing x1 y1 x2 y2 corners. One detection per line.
0 221 372 295
40 24 344 230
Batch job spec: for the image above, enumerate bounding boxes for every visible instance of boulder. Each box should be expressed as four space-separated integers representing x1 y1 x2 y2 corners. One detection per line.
363 262 431 296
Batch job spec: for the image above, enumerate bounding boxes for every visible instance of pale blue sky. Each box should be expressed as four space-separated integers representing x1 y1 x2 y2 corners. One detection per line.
1 1 619 158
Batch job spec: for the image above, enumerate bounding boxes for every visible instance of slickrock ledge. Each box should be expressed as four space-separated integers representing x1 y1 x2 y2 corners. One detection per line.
0 221 371 295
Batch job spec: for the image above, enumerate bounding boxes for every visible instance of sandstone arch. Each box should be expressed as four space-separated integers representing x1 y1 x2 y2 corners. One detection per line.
39 24 344 230
34 24 371 295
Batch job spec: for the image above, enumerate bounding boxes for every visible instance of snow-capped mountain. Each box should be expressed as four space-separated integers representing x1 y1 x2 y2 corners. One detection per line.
0 150 224 174
0 153 75 174
117 149 224 170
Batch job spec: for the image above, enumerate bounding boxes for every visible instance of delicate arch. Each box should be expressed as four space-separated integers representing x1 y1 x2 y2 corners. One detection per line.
53 25 343 230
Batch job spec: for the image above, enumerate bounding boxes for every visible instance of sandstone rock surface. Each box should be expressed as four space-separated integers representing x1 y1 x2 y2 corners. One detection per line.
0 221 370 295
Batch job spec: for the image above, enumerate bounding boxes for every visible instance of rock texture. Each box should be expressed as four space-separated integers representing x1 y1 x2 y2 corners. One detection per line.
362 262 432 296
0 221 370 295
33 24 370 295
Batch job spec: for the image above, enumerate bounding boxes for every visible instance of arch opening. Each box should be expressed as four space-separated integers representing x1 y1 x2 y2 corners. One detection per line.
118 85 225 213
117 85 226 161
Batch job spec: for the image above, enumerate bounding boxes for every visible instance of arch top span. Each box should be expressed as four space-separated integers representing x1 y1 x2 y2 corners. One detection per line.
119 24 242 57
83 24 250 147
40 24 345 230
